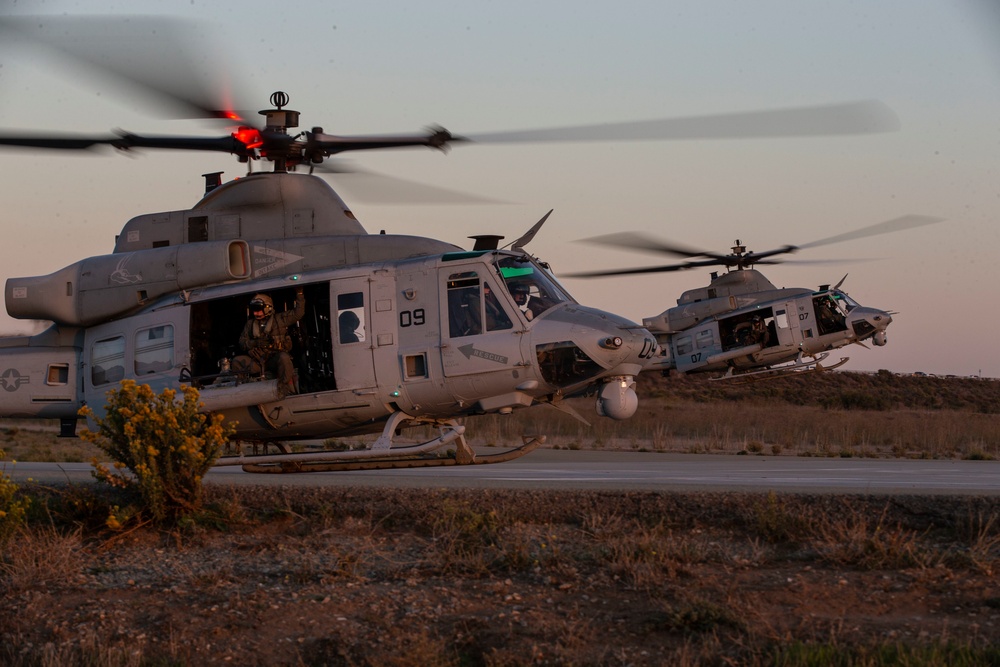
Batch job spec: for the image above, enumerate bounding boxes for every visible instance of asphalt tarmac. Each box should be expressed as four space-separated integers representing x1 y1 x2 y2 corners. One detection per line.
8 450 1000 495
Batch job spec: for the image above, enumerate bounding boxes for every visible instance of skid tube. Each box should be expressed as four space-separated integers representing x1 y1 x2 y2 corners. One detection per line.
240 435 546 473
217 409 545 473
714 353 849 384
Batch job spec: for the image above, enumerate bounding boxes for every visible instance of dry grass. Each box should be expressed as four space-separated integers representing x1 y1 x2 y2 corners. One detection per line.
3 372 1000 463
2 373 999 664
0 526 88 591
1 486 999 665
461 372 1000 459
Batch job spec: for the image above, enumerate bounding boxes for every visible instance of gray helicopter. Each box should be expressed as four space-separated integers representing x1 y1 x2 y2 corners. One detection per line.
570 216 942 381
0 16 904 471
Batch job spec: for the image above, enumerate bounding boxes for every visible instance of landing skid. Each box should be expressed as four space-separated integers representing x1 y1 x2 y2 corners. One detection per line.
240 435 545 473
712 353 849 384
215 410 545 473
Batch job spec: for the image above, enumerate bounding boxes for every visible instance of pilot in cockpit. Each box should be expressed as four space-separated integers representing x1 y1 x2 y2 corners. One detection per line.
511 282 534 321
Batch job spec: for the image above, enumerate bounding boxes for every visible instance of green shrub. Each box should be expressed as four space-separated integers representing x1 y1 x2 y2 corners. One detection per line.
79 380 235 525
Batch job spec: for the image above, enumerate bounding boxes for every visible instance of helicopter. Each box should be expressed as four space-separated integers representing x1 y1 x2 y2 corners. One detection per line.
0 93 657 473
567 215 942 381
0 16 904 472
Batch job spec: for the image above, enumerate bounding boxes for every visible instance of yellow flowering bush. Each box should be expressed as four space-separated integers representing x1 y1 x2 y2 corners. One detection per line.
79 380 235 524
0 448 30 543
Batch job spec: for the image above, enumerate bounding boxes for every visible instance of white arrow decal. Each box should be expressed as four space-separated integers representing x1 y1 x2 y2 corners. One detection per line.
252 246 305 278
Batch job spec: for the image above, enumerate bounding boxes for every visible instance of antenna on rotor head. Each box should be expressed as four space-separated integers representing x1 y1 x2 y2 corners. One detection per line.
259 91 300 131
257 91 300 173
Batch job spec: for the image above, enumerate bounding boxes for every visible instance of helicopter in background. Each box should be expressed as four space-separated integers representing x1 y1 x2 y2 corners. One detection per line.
568 215 942 381
0 15 903 471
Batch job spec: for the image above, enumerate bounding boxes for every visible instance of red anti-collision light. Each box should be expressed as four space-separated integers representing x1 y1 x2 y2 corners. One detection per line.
233 127 264 150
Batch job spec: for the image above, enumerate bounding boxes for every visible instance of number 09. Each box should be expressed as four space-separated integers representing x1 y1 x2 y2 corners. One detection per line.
400 309 425 327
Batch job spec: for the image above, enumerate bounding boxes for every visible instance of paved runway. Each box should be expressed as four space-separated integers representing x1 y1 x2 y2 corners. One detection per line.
9 450 1000 494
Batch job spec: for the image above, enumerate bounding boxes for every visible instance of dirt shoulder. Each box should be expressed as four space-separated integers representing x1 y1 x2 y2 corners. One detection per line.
2 487 999 666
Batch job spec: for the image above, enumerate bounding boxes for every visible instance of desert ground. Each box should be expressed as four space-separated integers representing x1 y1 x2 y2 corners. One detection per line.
2 372 999 665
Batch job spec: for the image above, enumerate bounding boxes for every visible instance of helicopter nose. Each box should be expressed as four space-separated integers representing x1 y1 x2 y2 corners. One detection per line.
849 307 892 345
529 305 654 419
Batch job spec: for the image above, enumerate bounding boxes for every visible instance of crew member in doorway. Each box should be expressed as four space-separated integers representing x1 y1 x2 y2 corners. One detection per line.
339 310 361 343
233 288 305 397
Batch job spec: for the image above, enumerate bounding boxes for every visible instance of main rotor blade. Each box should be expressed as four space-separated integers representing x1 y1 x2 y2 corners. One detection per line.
741 245 797 263
0 131 249 154
579 232 723 260
463 101 899 144
564 257 725 278
314 162 504 205
307 127 457 156
0 15 253 122
0 134 117 150
797 215 944 250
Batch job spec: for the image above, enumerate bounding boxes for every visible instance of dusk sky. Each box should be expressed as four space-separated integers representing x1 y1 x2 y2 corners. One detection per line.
1 1 998 377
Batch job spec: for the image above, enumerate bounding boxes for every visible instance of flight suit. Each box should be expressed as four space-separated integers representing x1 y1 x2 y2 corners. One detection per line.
233 290 305 396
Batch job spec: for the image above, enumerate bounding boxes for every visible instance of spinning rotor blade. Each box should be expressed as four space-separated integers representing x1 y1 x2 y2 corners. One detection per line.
739 245 798 263
796 215 944 250
0 15 251 122
0 131 251 155
568 214 942 279
0 135 116 150
307 127 458 155
0 13 903 178
579 232 726 260
564 254 851 279
565 256 724 278
463 101 899 144
314 161 504 204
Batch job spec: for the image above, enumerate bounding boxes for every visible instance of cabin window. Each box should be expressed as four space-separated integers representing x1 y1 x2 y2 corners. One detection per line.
91 336 125 386
695 329 714 349
404 353 428 379
337 292 366 344
46 364 69 386
446 272 482 338
775 309 789 329
675 335 692 356
135 325 174 375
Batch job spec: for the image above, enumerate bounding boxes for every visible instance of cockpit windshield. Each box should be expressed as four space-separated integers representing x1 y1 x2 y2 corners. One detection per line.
495 256 573 320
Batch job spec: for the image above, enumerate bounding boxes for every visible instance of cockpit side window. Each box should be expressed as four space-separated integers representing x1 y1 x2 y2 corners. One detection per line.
483 280 513 331
447 272 482 338
813 294 848 335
